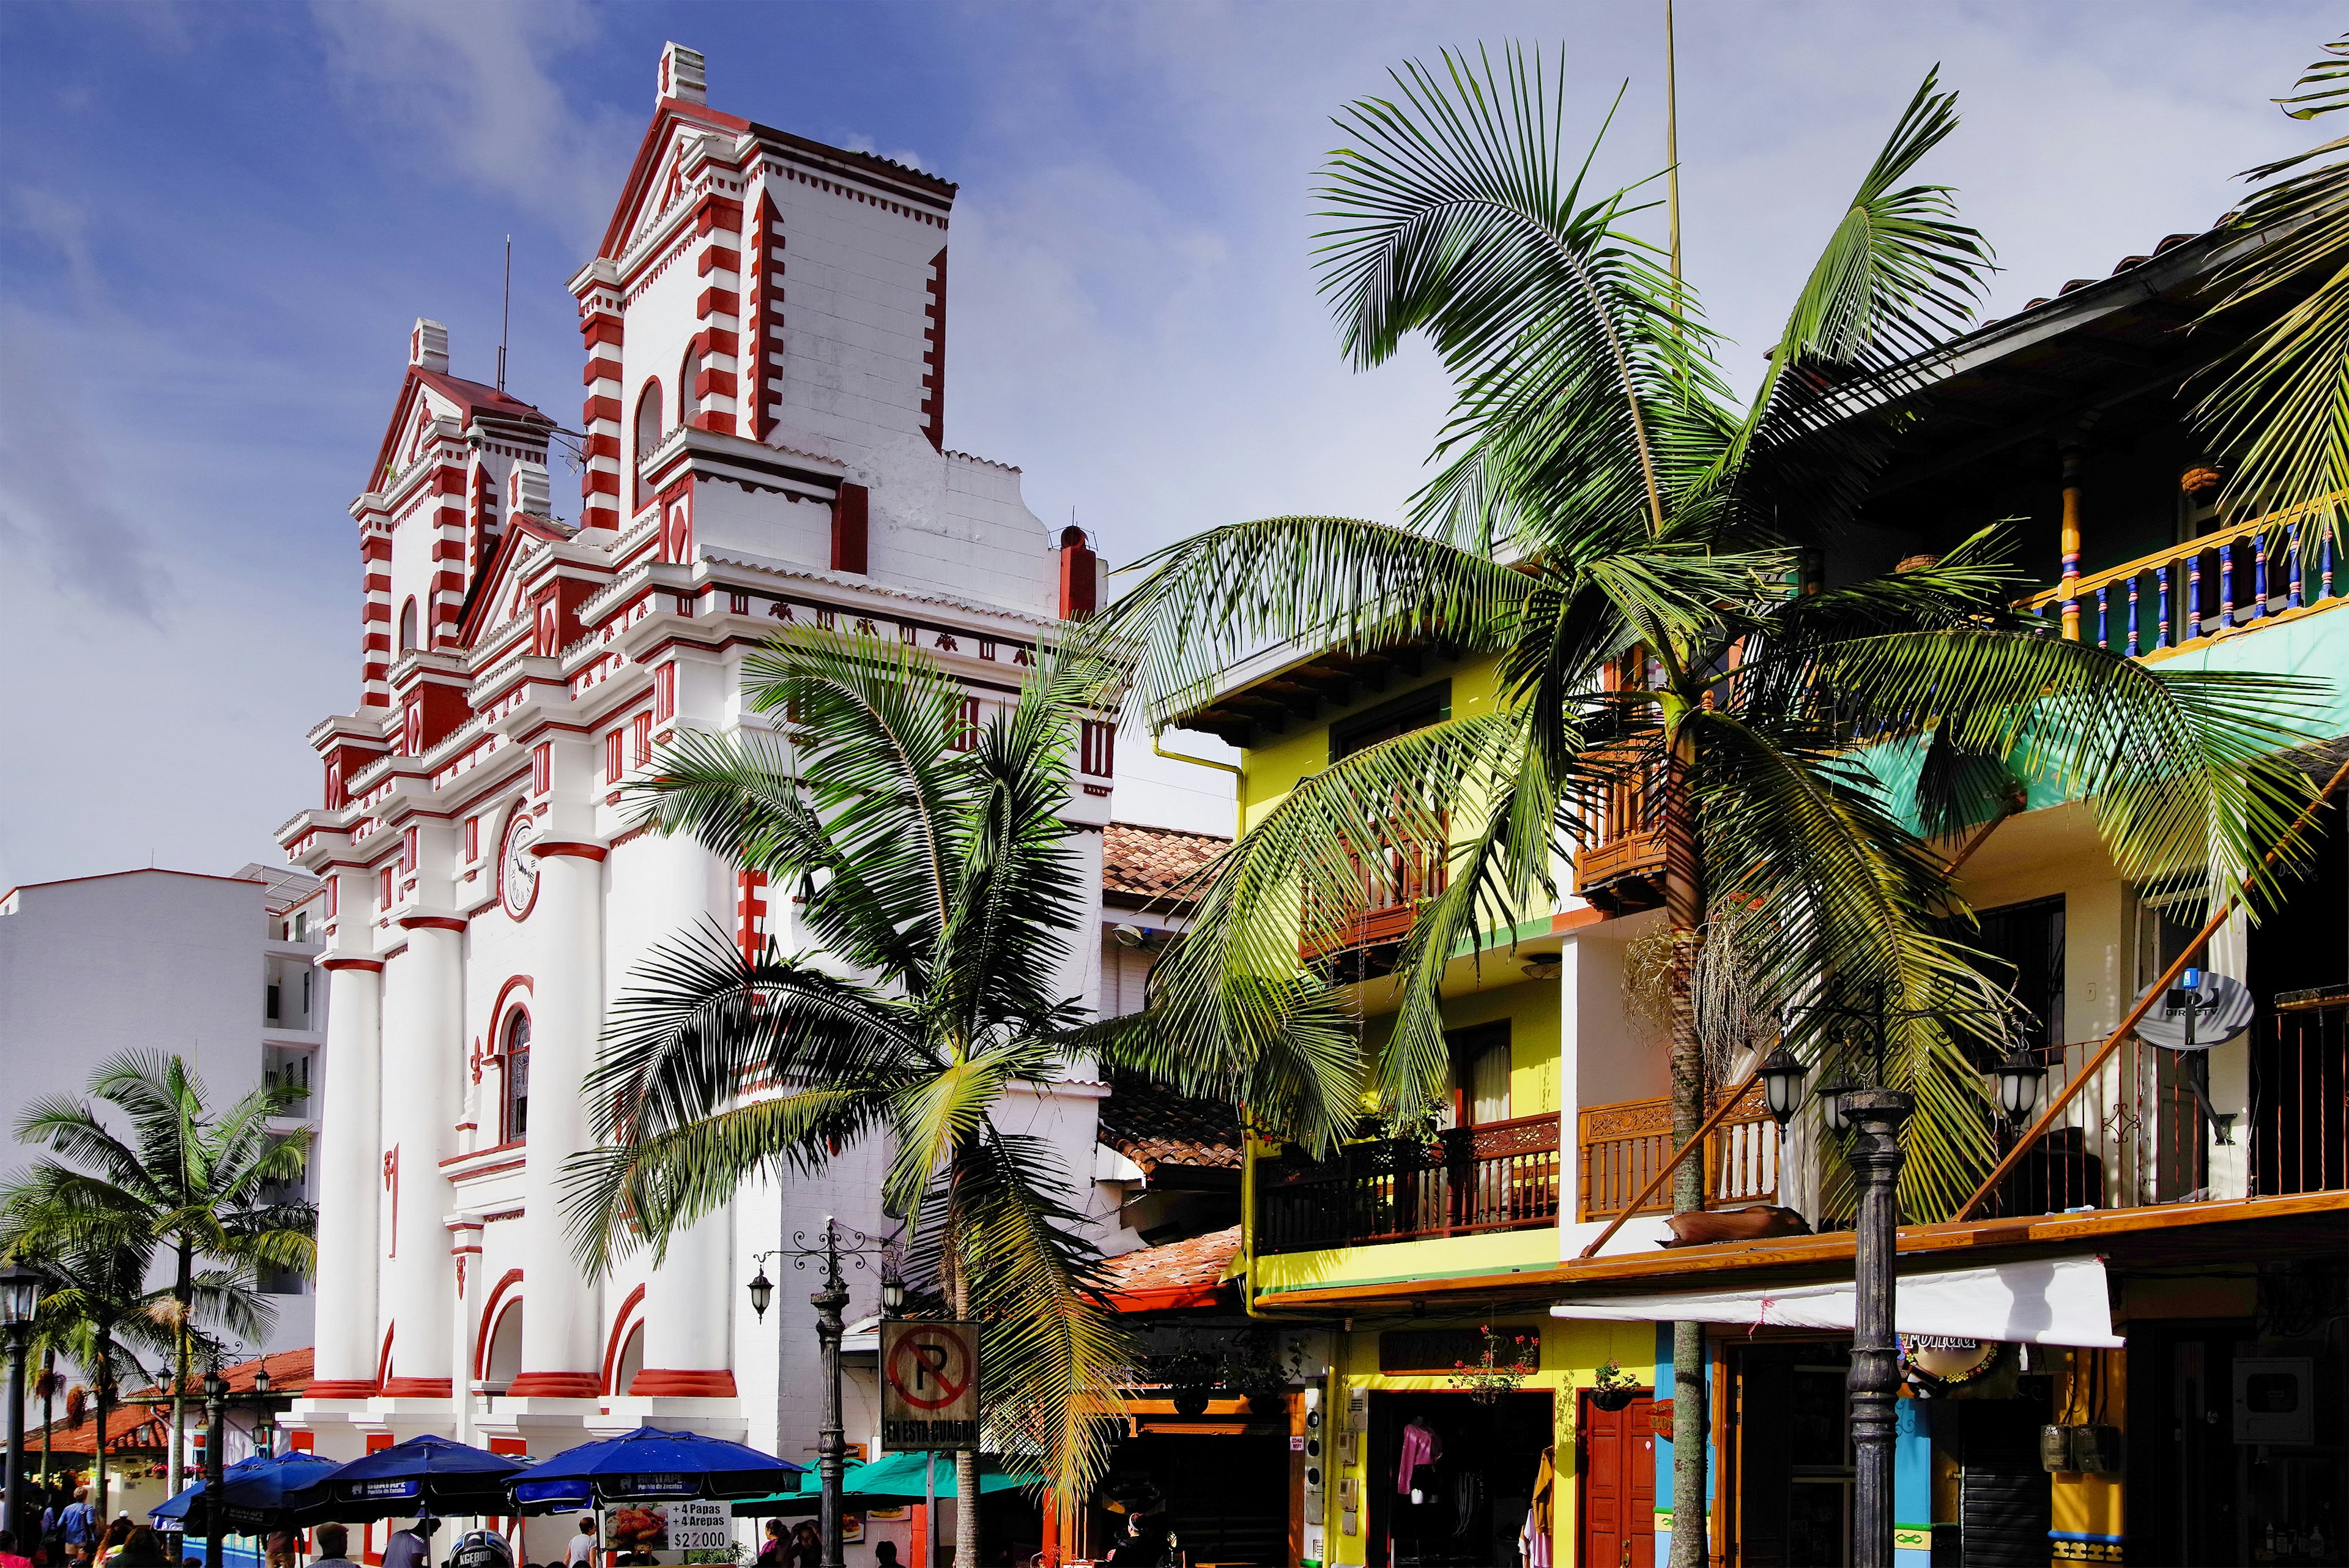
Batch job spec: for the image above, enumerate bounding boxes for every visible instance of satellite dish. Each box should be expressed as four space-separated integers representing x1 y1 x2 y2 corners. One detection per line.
2131 970 2254 1051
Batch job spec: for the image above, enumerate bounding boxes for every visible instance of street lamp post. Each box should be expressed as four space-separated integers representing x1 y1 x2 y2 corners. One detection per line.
749 1219 900 1568
0 1263 42 1542
202 1367 228 1568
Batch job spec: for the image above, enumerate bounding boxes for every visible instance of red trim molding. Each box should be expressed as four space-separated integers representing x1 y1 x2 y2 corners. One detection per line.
398 914 469 932
379 1376 455 1398
505 1370 601 1399
600 1283 647 1396
628 1368 738 1398
303 1379 381 1399
474 1269 525 1381
530 841 609 861
321 957 386 973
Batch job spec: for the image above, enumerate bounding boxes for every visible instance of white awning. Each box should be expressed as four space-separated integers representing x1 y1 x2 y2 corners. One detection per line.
1549 1252 2124 1347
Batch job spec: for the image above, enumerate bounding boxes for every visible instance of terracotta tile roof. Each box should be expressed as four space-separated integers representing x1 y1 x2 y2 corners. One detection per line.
29 1348 313 1454
1098 1073 1241 1175
1097 1225 1241 1313
1102 823 1226 908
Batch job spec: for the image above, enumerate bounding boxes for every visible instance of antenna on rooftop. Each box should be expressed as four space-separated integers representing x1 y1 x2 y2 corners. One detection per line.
497 235 513 392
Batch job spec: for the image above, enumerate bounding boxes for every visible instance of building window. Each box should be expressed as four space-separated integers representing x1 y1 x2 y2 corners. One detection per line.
1330 682 1450 764
377 864 394 911
654 663 677 723
680 343 703 426
265 983 281 1024
532 742 552 796
606 729 625 783
465 816 480 861
398 598 418 653
1080 719 1115 777
951 696 981 752
501 1013 531 1142
292 910 308 943
631 712 653 767
634 381 663 510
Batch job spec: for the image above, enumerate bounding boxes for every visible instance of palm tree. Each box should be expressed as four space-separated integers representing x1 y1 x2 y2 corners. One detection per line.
1086 48 2323 1568
2194 32 2349 546
10 1240 165 1522
4 1052 316 1492
562 628 1132 1564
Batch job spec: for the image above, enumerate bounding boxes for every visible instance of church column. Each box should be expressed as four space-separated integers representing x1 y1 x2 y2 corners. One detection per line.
630 831 737 1397
508 840 607 1399
379 918 466 1399
306 953 384 1398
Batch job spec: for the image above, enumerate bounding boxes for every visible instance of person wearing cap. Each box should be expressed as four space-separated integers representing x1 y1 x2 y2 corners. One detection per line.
313 1525 355 1566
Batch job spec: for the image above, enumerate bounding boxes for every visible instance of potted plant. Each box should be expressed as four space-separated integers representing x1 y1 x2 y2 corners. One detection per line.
1226 1330 1294 1416
1449 1325 1542 1405
1148 1336 1222 1416
1589 1359 1639 1412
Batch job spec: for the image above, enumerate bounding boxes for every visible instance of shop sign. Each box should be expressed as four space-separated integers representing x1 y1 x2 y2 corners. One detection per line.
1899 1334 2000 1391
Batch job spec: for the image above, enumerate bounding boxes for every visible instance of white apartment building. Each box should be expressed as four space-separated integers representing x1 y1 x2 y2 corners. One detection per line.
270 43 1178 1556
0 863 324 1356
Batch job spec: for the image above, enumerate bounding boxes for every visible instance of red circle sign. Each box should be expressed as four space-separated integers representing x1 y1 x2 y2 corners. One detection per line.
888 1326 974 1411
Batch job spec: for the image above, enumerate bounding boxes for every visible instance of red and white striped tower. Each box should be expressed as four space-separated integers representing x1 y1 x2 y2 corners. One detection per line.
578 272 625 533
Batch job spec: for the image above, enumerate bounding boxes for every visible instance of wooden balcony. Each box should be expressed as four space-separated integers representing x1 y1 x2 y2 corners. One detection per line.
1575 1082 1779 1222
1571 749 1666 914
1299 834 1448 974
1253 1112 1561 1255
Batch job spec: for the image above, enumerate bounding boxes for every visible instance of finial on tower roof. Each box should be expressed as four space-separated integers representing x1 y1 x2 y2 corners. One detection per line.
659 43 706 107
410 318 448 374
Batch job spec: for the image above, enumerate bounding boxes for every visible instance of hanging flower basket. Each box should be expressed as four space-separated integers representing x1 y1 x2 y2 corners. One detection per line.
1171 1385 1212 1417
1589 1358 1640 1411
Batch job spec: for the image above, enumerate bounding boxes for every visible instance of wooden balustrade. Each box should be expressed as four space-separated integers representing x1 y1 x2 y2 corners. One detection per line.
2021 491 2347 658
1575 1082 1778 1222
1299 834 1449 961
1253 1112 1561 1255
1570 747 1667 913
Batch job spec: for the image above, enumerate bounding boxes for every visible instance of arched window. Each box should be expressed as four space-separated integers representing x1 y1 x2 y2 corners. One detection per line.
679 343 703 428
614 1321 645 1396
634 380 664 511
483 1301 522 1389
501 1011 531 1142
398 598 418 653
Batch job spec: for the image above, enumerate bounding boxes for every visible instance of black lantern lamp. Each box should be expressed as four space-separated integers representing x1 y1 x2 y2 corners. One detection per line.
1815 1077 1858 1134
251 1366 274 1456
1758 1047 1809 1129
1991 1048 2046 1123
747 1265 774 1321
0 1265 38 1330
879 1270 906 1317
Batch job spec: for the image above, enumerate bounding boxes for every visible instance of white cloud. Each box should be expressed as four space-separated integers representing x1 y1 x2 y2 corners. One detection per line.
309 0 637 247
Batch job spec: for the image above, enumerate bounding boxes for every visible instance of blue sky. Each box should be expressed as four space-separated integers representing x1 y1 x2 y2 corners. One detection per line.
0 0 2334 888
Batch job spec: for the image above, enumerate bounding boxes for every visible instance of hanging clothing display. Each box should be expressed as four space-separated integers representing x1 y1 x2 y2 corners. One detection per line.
1517 1447 1556 1568
1397 1417 1443 1495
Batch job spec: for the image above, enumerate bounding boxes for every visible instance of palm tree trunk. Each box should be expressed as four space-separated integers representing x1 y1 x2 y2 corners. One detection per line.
946 1211 979 1568
91 1326 112 1526
39 1351 54 1500
169 1242 191 1501
1661 721 1710 1568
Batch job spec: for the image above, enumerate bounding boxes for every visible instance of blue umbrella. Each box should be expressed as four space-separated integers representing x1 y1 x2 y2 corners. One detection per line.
297 1433 532 1520
218 1452 346 1528
511 1427 803 1510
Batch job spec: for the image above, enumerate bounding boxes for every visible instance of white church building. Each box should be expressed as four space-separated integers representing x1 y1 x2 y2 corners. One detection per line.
275 44 1168 1548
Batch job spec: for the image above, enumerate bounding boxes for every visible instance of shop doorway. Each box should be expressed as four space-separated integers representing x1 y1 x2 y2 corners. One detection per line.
1367 1391 1553 1568
1092 1431 1290 1568
1732 1343 1857 1567
1577 1390 1653 1568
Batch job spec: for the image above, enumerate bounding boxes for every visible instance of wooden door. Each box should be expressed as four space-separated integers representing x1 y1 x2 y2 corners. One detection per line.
1581 1392 1655 1568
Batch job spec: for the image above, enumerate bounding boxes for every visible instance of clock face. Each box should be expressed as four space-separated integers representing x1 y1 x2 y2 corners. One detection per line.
499 809 540 920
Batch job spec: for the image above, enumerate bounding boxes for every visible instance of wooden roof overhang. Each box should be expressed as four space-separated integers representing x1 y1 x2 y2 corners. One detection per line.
1173 641 1442 749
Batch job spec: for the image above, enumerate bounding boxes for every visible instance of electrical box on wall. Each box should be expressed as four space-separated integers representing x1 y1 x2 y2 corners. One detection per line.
2233 1358 2314 1446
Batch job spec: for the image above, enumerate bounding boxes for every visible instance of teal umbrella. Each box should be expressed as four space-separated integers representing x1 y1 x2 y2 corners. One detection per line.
729 1454 1039 1517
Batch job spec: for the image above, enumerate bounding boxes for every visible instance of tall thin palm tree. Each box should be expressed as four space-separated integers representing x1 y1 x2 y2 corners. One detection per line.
1087 48 2323 1568
562 628 1135 1562
12 1241 163 1523
4 1052 315 1492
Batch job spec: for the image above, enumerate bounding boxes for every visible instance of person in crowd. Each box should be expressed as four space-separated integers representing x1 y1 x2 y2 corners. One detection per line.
564 1519 597 1568
313 1525 355 1566
110 1529 165 1568
57 1492 94 1566
2 1528 35 1568
380 1516 439 1568
870 1544 900 1568
786 1523 821 1568
92 1518 132 1565
754 1522 785 1568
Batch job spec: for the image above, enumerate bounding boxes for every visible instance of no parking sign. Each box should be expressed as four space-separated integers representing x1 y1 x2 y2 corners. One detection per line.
881 1320 982 1450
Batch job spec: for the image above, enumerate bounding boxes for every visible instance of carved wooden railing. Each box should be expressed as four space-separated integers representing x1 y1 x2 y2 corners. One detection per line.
1299 833 1449 960
1575 1082 1778 1222
1570 747 1667 912
1253 1112 1561 1255
2021 492 2347 657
